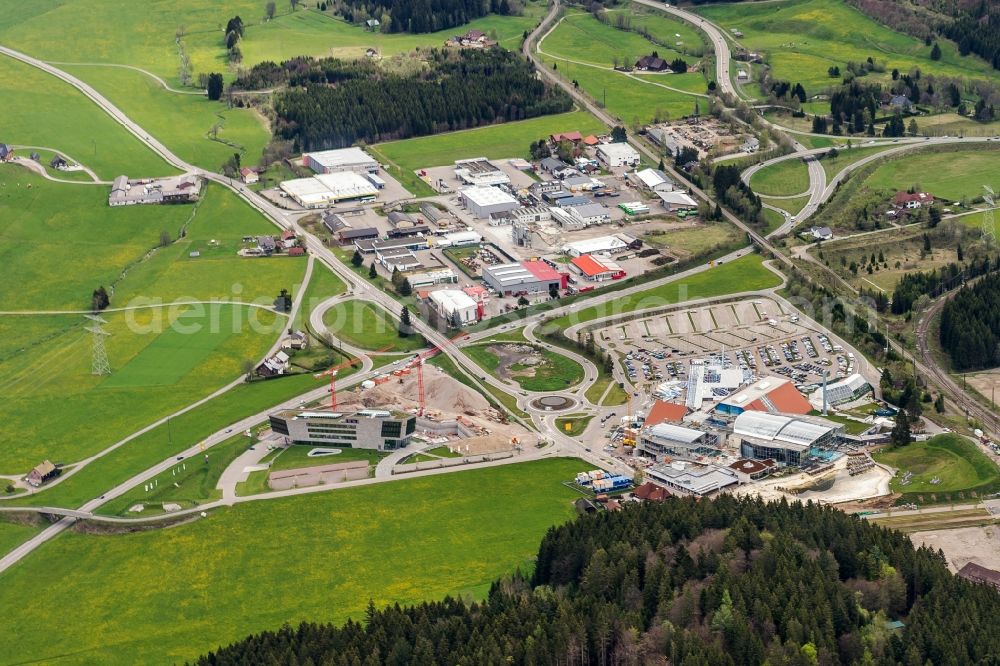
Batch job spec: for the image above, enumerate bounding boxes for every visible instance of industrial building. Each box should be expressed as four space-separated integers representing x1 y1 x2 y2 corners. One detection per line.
454 158 510 187
630 168 675 193
570 254 625 282
459 186 519 219
355 236 429 254
280 172 379 208
304 147 379 174
563 234 635 257
647 462 738 496
490 205 551 226
657 190 699 211
337 227 379 244
376 247 423 271
435 230 482 248
823 373 871 405
269 408 416 451
108 175 202 206
638 423 719 462
734 411 843 467
596 143 640 168
562 202 611 226
644 400 688 427
483 261 566 296
407 268 458 288
716 377 813 416
429 289 481 325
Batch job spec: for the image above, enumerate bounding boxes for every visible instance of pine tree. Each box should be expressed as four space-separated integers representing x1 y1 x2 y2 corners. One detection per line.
930 42 942 61
398 306 412 337
890 409 911 446
351 249 364 267
369 262 378 279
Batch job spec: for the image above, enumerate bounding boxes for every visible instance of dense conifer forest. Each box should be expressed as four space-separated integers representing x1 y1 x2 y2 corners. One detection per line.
193 496 1000 665
244 49 572 152
326 0 515 34
940 271 1000 371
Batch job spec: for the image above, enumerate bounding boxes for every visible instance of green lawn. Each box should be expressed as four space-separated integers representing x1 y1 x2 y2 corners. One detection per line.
642 224 742 258
426 445 462 458
816 144 896 181
0 458 588 665
761 195 811 217
874 434 1000 496
0 56 172 180
696 0 1000 91
624 10 706 58
4 372 343 509
61 65 270 171
0 520 39 558
97 433 255 516
0 304 282 472
268 444 386 472
549 254 782 329
543 11 690 68
555 413 593 437
372 111 608 171
538 55 705 126
465 343 585 392
861 146 1000 201
749 158 811 196
322 300 426 352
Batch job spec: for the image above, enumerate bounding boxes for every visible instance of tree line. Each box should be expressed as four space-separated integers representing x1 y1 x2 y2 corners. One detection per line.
940 270 1000 371
193 495 1000 665
324 0 515 34
248 48 572 151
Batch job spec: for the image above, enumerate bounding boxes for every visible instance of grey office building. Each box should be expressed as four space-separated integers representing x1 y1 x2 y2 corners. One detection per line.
269 409 417 451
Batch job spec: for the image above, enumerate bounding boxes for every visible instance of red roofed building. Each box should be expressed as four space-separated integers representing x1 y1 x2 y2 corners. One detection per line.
717 377 812 416
462 285 489 302
644 400 688 427
523 260 568 289
633 481 669 502
583 135 600 146
892 191 933 209
571 254 626 282
551 131 583 143
287 246 306 256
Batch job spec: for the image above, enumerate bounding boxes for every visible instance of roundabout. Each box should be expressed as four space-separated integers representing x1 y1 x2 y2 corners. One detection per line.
529 395 577 412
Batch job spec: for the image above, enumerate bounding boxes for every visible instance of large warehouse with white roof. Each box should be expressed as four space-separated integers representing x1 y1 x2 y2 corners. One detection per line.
280 172 379 208
304 147 379 174
483 261 565 296
459 186 520 219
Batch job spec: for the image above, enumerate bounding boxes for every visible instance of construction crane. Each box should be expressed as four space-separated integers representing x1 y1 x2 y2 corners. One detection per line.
314 344 395 409
406 332 467 416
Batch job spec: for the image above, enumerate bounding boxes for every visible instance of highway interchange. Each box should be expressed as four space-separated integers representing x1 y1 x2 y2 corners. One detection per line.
1 0 997 572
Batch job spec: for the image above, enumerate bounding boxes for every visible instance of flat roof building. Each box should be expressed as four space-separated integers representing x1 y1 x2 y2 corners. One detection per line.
459 186 519 219
483 261 565 296
596 143 640 168
647 462 738 496
454 158 510 187
269 408 416 451
631 168 675 192
109 175 202 206
280 172 379 208
304 147 379 174
638 423 719 462
429 289 480 325
337 227 379 244
563 234 634 257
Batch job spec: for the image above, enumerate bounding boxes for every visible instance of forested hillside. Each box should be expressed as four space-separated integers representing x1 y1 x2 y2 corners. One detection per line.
193 496 1000 665
325 0 516 33
253 49 572 151
940 272 1000 371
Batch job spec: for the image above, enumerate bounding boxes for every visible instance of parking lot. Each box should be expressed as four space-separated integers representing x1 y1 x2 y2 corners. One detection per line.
594 298 859 394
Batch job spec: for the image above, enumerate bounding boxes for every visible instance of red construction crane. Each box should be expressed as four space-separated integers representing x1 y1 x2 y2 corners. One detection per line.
407 332 467 416
314 344 395 409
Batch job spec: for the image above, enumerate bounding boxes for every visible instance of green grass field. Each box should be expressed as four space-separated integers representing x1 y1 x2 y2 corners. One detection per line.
874 434 1000 496
548 253 781 329
555 413 593 437
372 111 608 172
817 144 896 180
465 342 585 392
624 10 705 58
761 195 810 217
543 11 690 68
537 56 705 126
0 304 282 472
696 0 1000 91
0 520 39 557
10 373 334 509
642 223 742 258
322 300 426 352
0 458 588 664
861 146 1000 201
749 158 811 196
268 444 386 472
239 4 544 67
61 65 270 170
0 56 172 179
